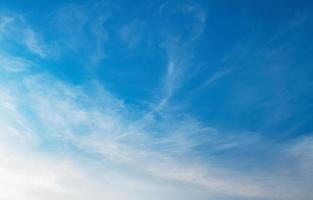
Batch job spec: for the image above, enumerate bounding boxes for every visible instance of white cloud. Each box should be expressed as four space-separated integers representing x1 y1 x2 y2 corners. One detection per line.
0 12 51 58
0 3 312 200
287 136 313 174
0 15 14 32
152 2 207 112
0 52 33 72
52 4 107 65
24 29 48 58
1 66 313 199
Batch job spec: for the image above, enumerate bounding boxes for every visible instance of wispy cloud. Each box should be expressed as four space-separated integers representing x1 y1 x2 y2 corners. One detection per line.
0 15 14 32
1 5 108 64
0 12 51 58
152 1 207 112
1 60 313 199
0 52 33 72
1 2 313 200
24 29 48 58
52 3 108 65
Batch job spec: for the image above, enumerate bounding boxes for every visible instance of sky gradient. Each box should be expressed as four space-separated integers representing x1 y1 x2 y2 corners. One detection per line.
0 0 313 200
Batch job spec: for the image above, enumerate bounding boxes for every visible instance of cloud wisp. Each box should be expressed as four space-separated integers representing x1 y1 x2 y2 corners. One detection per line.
1 60 313 200
0 1 313 200
0 12 51 58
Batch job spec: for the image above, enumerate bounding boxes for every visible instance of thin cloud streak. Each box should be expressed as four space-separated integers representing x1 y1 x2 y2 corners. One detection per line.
0 12 51 58
1 64 313 199
0 1 313 200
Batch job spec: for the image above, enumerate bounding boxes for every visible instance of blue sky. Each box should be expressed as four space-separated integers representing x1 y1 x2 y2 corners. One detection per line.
0 0 313 199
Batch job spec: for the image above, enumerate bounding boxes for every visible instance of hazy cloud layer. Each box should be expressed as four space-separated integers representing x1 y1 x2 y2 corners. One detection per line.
0 1 313 200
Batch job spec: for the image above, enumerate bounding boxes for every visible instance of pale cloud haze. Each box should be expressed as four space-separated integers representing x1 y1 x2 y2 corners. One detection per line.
0 1 313 200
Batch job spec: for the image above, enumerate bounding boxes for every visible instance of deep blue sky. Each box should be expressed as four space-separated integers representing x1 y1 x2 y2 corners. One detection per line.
0 1 313 200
